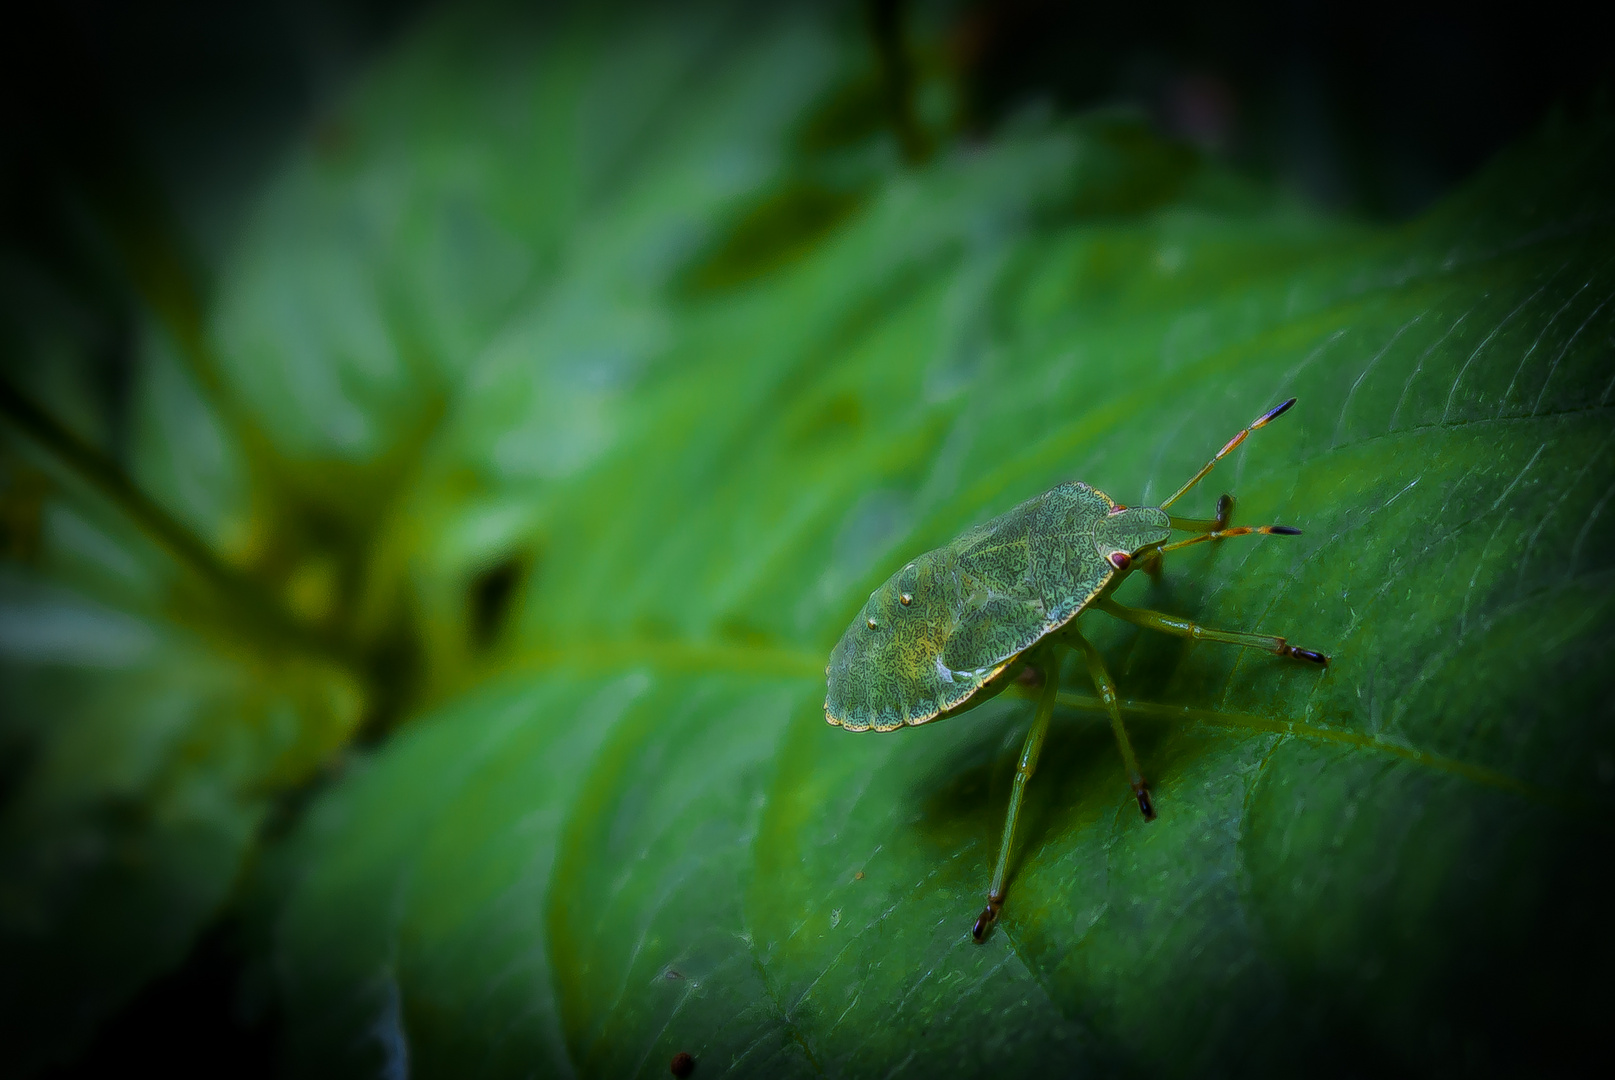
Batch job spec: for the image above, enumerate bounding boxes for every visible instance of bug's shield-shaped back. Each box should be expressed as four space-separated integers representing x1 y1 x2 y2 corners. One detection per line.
826 483 1121 731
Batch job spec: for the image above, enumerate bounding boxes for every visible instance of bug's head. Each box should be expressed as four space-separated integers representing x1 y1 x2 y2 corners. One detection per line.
1093 505 1171 570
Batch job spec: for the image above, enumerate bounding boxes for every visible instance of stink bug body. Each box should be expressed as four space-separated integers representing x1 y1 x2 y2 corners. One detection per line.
824 399 1327 941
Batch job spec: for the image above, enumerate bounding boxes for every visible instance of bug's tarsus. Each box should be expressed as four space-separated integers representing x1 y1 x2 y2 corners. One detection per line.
1282 645 1330 666
1133 782 1156 821
972 897 1003 942
1215 493 1235 530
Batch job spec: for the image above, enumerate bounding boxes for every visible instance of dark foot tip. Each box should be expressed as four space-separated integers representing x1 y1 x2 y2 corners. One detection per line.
971 902 1001 942
1270 525 1302 535
1134 785 1157 821
1287 647 1329 666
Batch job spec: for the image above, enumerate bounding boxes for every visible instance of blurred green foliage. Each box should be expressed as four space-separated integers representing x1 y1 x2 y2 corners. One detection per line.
2 1 1614 1076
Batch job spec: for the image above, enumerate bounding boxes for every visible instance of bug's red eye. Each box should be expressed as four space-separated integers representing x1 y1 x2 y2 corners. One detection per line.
1108 504 1128 515
1108 551 1132 570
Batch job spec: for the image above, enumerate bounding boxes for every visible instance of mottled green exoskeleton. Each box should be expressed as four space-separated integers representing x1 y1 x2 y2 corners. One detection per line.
824 399 1328 940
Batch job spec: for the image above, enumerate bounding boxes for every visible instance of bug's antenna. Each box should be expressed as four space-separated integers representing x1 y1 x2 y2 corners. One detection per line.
1159 398 1295 510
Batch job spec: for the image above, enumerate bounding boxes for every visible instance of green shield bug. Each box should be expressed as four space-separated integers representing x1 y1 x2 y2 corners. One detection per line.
824 399 1327 941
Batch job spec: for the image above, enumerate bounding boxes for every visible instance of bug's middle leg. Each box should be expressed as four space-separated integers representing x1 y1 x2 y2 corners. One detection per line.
1068 627 1156 821
973 646 1060 943
1097 597 1329 665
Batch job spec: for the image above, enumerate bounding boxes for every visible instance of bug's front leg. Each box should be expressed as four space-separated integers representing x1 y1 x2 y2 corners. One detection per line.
973 646 1060 943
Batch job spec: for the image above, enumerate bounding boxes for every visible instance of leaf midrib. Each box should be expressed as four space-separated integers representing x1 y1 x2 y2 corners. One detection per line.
493 640 1559 807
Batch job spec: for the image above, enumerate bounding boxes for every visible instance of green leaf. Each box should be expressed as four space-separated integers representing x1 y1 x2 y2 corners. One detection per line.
6 1 1613 1074
0 452 360 1072
6 3 861 1070
252 8 1615 1077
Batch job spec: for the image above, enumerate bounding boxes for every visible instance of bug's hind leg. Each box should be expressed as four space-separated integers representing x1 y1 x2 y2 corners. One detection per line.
1096 597 1329 665
1068 628 1156 821
973 647 1060 943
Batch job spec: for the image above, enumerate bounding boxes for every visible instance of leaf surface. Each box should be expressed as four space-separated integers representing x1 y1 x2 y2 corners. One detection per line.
252 10 1615 1078
4 2 1613 1075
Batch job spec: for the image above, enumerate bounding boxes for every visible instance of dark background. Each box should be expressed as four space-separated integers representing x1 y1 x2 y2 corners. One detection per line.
4 0 1610 1073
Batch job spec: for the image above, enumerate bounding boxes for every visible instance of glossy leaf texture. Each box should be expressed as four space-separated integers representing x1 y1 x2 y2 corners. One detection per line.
6 1 1615 1075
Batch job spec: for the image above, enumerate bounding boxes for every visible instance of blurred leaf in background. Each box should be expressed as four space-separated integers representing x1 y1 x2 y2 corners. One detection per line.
2 0 1613 1076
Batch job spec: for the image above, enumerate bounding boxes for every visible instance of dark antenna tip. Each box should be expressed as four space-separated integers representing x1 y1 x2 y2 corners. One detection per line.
1257 397 1297 425
1270 525 1302 535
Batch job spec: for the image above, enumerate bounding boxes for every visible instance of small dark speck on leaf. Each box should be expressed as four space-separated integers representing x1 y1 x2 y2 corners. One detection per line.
671 1051 696 1077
